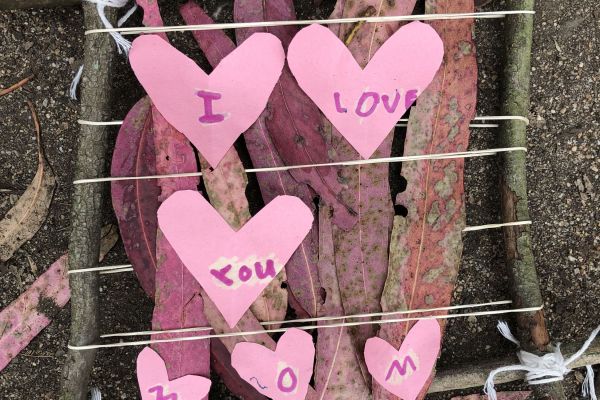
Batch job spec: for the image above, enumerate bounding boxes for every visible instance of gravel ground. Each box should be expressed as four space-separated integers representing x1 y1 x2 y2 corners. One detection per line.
0 0 598 398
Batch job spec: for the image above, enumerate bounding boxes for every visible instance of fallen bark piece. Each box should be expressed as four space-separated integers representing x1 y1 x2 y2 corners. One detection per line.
0 101 56 262
0 225 117 372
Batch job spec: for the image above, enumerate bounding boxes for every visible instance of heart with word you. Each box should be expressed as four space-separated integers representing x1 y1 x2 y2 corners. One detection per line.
129 33 285 167
288 22 444 159
365 319 441 400
158 191 313 328
137 346 211 399
231 328 315 400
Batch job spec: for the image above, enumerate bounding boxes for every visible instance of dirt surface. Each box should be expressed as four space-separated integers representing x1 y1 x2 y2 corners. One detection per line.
0 0 598 399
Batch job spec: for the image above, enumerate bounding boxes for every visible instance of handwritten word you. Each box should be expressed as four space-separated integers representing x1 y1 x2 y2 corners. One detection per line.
209 256 281 289
334 89 418 117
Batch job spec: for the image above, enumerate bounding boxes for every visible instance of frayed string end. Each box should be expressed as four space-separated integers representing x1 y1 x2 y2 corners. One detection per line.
583 365 597 400
70 65 84 100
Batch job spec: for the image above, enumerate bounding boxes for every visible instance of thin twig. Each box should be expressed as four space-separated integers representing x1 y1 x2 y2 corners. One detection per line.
0 75 34 97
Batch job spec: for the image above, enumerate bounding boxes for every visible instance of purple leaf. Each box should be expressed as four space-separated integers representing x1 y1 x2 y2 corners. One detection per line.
324 0 417 379
150 108 210 386
234 0 358 230
111 96 159 298
376 1 478 399
180 1 320 319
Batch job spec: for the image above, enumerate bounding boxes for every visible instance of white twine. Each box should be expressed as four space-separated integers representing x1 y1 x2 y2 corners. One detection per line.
583 365 597 400
83 0 135 55
89 387 101 400
67 305 543 350
484 321 600 400
98 300 512 338
72 147 527 184
78 115 530 127
69 65 84 100
84 10 535 36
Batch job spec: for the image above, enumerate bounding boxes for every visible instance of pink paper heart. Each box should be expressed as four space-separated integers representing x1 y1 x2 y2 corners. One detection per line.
129 33 285 167
137 346 211 400
231 328 315 400
365 319 441 400
157 191 313 328
287 22 444 159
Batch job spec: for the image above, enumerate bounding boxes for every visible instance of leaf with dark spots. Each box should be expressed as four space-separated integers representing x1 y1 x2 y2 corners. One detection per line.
323 0 417 380
150 108 211 386
111 96 159 298
234 0 359 229
0 225 117 372
180 1 319 320
0 101 56 262
314 205 370 399
376 1 478 399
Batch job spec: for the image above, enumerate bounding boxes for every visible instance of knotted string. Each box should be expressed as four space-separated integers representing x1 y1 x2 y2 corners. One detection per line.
485 321 599 400
70 0 137 99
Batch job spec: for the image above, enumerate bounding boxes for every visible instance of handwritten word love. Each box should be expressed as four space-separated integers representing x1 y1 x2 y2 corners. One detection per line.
209 257 279 289
333 89 418 117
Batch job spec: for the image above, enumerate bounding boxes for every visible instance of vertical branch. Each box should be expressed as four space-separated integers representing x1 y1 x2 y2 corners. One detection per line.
499 1 566 399
60 5 117 400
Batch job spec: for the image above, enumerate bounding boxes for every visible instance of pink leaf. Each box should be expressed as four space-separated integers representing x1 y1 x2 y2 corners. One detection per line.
233 0 358 230
324 0 418 381
314 205 370 399
111 96 159 298
135 0 168 41
376 1 478 399
0 226 117 372
150 108 210 387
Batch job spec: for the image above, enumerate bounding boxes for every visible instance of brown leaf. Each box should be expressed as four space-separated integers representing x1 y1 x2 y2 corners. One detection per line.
0 101 56 262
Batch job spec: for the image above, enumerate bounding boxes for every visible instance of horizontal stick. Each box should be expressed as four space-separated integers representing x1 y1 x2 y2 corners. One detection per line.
429 338 600 393
0 0 78 10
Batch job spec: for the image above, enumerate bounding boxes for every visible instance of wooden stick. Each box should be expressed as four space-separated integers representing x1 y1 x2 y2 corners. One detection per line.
0 0 79 10
498 1 566 399
0 75 33 96
59 4 117 400
429 337 600 393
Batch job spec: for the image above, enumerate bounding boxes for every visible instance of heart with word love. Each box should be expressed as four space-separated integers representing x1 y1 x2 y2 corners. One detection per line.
129 33 285 168
157 191 313 328
231 328 315 400
137 347 211 400
365 319 442 400
288 21 444 159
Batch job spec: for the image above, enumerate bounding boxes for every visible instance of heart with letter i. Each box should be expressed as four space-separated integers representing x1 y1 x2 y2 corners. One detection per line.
157 191 313 328
129 33 285 167
288 21 444 159
137 347 211 400
365 319 442 400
